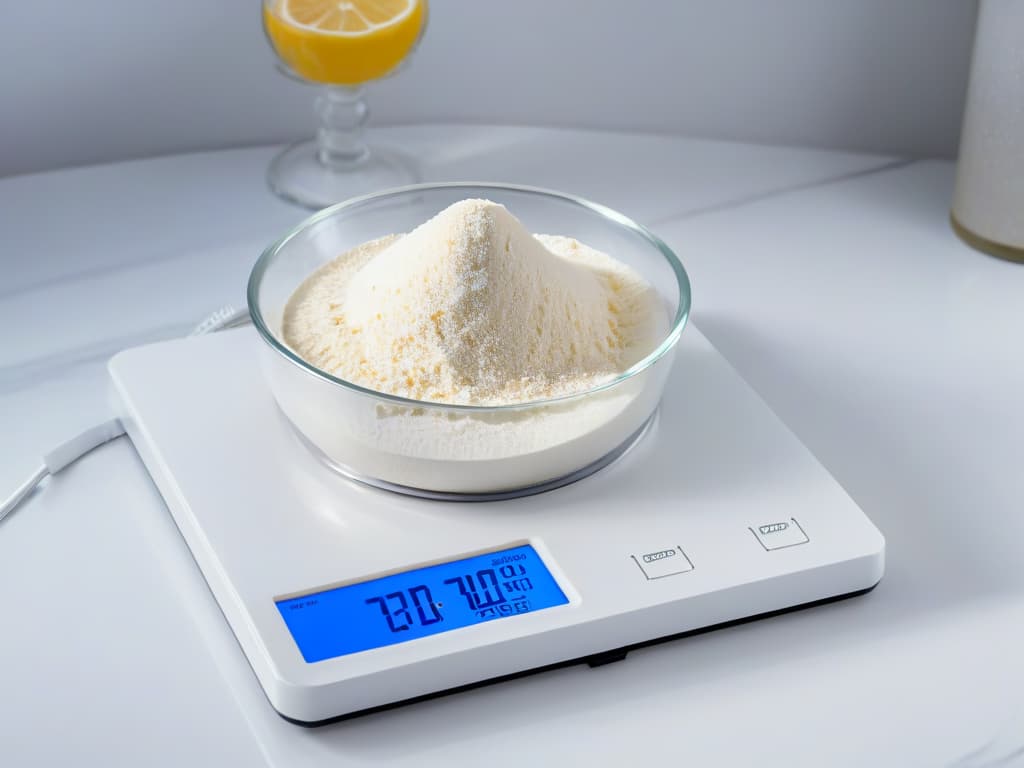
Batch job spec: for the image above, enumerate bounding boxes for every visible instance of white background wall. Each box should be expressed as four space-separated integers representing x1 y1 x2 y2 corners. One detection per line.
1 0 976 177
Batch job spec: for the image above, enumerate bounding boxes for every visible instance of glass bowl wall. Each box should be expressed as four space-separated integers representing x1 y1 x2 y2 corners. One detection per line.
249 183 691 499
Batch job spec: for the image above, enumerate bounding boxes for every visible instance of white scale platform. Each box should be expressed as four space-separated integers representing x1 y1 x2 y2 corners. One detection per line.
109 324 884 725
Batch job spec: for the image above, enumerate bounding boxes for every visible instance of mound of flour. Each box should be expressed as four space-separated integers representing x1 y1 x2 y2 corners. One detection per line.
283 199 664 405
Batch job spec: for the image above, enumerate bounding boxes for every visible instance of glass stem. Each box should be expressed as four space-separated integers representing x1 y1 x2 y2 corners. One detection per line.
315 86 370 170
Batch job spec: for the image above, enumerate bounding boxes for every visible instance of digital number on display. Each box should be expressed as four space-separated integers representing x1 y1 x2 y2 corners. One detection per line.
275 544 568 662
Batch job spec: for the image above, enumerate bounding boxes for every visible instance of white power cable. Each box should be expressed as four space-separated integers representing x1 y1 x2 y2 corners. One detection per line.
0 466 50 524
0 418 128 523
0 304 252 524
188 305 250 336
42 417 127 474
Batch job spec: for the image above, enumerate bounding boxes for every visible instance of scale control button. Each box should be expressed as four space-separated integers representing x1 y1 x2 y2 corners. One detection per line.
631 546 694 579
750 518 809 551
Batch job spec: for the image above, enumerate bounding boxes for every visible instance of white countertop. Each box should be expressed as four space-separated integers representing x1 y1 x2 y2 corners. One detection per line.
2 125 1023 767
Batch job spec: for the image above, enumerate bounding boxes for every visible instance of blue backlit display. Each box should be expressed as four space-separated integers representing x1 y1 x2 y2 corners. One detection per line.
276 544 568 662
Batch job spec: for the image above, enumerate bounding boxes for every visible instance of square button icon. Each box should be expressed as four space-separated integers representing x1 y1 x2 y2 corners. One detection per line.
750 518 809 551
632 546 694 579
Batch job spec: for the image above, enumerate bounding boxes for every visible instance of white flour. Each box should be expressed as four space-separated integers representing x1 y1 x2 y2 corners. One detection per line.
283 199 662 406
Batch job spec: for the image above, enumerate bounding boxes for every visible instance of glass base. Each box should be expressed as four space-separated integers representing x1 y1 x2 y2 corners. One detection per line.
289 411 657 503
950 212 1024 264
267 140 420 210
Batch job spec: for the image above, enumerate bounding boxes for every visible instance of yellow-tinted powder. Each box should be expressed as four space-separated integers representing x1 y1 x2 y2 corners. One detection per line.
282 200 663 405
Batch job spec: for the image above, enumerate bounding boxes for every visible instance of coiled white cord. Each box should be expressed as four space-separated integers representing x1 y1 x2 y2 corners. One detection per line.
188 305 251 336
0 304 251 524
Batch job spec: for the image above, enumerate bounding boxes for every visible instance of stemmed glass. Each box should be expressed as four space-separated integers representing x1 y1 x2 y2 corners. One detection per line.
262 0 428 209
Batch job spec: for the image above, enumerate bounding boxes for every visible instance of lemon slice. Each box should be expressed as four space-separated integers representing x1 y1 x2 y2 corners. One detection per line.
280 0 418 36
265 0 426 84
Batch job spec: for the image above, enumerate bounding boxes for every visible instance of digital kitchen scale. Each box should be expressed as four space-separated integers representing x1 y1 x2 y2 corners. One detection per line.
109 323 884 725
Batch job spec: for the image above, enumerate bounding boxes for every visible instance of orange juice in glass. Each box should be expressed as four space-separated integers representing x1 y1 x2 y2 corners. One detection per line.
262 0 428 208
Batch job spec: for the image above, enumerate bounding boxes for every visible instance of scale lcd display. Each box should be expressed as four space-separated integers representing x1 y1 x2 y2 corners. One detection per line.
276 544 569 662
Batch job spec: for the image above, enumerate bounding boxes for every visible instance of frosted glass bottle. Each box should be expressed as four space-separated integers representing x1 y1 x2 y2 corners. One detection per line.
951 0 1024 262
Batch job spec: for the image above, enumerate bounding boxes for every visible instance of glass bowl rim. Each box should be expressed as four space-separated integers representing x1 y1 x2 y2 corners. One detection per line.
247 181 692 412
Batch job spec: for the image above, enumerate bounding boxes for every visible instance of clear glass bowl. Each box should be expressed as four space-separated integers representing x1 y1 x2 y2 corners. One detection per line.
248 183 691 500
